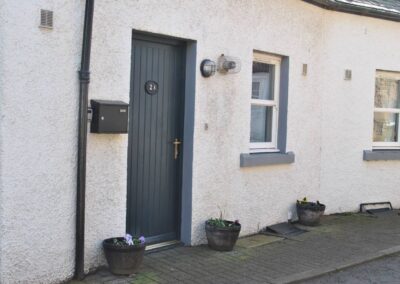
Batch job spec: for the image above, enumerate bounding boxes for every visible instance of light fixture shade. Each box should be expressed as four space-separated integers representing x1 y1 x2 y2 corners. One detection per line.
200 59 216 78
217 54 241 74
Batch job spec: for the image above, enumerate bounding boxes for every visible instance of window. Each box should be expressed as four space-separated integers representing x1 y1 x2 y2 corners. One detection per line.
250 53 281 152
373 70 400 149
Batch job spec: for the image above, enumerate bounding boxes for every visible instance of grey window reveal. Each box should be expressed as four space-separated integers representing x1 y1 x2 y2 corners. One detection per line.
364 70 400 161
373 71 400 149
250 54 280 152
363 150 400 161
240 152 295 167
241 54 292 167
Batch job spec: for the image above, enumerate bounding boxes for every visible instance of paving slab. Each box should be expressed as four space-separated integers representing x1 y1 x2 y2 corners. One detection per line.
236 234 283 249
300 252 400 283
73 212 400 284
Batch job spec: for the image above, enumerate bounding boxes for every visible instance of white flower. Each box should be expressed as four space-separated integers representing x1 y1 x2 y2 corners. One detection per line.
124 234 134 245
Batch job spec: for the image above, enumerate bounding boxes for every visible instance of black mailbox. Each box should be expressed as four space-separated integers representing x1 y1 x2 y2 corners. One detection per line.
90 100 129 133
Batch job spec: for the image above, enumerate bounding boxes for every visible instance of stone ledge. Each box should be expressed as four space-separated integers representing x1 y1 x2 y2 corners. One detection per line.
240 152 295 167
363 150 400 161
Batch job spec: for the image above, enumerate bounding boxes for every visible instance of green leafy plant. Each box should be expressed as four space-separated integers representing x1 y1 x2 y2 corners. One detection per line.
297 197 309 205
207 210 240 228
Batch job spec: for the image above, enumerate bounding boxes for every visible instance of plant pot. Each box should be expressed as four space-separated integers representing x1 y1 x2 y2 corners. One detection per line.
205 221 241 251
103 237 146 275
297 202 326 226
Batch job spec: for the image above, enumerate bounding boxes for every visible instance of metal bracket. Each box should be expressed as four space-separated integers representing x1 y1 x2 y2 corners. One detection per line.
87 107 93 122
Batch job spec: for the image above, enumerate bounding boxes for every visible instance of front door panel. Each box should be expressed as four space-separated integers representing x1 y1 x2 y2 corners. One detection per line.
127 35 184 244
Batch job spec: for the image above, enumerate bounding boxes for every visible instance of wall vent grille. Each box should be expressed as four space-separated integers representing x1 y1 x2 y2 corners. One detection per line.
40 9 53 29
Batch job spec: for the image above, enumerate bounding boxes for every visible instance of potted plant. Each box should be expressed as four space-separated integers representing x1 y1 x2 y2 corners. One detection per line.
296 197 326 226
103 234 146 275
205 215 241 251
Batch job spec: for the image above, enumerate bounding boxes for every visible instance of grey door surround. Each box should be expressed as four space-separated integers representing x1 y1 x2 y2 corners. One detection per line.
127 31 196 245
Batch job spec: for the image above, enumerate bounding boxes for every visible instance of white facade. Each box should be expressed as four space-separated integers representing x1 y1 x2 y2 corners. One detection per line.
0 0 399 283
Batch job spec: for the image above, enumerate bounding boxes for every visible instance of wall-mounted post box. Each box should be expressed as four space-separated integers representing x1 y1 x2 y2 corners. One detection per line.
90 100 129 133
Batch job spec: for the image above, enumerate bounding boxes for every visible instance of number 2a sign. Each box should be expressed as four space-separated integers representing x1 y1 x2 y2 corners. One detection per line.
145 80 159 95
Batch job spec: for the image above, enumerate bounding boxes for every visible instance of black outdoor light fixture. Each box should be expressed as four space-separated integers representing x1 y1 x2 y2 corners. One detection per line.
200 59 216 78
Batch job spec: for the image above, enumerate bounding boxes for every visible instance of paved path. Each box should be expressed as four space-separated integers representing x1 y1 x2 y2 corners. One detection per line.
302 253 400 284
71 212 400 284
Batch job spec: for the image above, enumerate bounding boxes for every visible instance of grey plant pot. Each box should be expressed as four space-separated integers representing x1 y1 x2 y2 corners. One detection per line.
297 202 326 226
103 238 145 275
205 221 241 251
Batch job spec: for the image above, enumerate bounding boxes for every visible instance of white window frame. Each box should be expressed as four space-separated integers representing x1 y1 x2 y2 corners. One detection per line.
373 70 400 149
250 53 281 153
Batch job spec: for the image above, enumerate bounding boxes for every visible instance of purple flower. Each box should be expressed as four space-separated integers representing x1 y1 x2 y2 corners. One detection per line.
124 234 134 245
139 236 146 244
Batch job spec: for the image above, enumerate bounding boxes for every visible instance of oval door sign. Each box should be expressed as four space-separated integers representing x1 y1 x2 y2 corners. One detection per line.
145 80 159 95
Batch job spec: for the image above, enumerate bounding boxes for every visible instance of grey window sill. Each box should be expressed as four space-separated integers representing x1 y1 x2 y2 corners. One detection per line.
240 152 295 167
363 150 400 161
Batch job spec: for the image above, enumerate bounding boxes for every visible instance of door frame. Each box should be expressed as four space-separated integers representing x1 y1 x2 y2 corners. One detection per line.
127 30 196 245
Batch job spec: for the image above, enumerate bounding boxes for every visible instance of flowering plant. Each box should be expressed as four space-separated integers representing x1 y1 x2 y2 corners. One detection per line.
111 234 146 246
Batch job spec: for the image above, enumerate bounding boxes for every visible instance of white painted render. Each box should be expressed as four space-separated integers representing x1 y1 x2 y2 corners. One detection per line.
0 1 84 283
319 13 400 214
0 0 399 283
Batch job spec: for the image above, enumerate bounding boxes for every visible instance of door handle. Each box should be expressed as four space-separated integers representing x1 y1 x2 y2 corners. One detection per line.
172 138 182 160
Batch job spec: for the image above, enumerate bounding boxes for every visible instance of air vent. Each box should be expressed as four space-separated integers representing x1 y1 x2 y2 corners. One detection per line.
40 9 53 29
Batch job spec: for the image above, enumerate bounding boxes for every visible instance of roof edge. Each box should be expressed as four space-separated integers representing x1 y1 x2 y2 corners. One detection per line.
303 0 400 22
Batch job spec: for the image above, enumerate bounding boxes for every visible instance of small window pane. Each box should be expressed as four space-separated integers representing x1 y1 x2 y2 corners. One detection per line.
252 62 274 100
375 77 400 108
252 82 260 99
373 112 398 142
250 105 273 143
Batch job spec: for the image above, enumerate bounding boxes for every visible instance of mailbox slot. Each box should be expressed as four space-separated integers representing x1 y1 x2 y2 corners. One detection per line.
90 100 129 133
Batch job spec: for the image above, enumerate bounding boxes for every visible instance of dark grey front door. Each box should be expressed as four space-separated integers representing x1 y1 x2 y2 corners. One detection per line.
127 33 185 244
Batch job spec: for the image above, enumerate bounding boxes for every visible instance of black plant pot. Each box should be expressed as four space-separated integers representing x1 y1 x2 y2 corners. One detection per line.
297 202 326 226
103 238 145 275
205 221 241 251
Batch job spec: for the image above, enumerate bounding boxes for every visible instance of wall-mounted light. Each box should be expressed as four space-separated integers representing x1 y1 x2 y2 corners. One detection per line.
200 59 216 78
217 54 241 74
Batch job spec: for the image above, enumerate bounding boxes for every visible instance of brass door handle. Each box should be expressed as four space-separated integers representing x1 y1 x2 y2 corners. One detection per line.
172 138 182 160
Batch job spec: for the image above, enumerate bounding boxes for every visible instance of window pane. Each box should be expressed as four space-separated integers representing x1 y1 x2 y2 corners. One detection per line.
375 77 400 108
252 82 260 99
373 112 398 142
252 62 274 100
250 105 273 143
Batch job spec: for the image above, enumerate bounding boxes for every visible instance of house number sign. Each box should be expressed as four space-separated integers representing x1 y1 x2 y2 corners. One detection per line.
145 80 158 95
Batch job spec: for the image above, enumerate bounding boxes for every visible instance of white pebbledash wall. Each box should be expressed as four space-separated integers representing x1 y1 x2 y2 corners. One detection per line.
0 0 399 283
320 15 400 213
0 1 85 283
